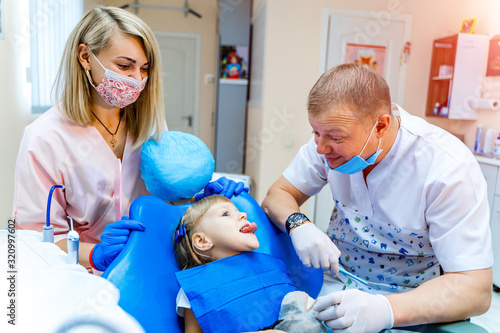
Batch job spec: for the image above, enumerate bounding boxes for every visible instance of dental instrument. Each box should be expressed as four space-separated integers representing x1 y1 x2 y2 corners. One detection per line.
66 216 79 265
339 266 369 286
44 185 65 242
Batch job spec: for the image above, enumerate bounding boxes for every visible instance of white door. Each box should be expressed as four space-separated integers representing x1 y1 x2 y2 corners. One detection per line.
309 9 412 229
320 8 412 105
155 32 200 134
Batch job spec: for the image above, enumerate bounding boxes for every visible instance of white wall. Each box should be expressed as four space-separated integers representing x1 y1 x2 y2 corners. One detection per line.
0 0 32 228
247 0 500 206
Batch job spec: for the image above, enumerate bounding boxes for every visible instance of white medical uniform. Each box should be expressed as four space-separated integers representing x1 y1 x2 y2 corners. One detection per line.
283 105 493 293
12 105 150 244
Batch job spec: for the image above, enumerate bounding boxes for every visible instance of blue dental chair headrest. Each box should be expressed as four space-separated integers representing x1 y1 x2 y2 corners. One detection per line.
102 191 323 333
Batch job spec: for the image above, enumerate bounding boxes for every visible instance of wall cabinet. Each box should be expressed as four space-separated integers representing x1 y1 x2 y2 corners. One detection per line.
476 155 500 287
426 34 489 119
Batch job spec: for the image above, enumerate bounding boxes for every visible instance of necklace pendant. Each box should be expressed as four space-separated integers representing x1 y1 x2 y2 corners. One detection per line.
89 109 123 149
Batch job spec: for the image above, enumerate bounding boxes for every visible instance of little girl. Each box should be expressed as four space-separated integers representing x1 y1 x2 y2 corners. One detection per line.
173 195 326 333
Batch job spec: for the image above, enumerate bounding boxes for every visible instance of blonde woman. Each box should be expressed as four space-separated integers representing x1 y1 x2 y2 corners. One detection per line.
12 6 164 271
13 6 248 271
13 6 243 272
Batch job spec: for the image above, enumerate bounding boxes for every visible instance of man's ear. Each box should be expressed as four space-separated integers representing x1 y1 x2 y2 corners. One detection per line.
192 232 213 252
375 114 392 138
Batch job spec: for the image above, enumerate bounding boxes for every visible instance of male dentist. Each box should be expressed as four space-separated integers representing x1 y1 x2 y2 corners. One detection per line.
262 63 492 332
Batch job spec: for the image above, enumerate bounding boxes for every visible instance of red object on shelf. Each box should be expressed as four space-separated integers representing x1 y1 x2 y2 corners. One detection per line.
487 35 500 77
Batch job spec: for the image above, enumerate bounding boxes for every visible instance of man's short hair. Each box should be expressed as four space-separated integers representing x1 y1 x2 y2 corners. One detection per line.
307 63 392 122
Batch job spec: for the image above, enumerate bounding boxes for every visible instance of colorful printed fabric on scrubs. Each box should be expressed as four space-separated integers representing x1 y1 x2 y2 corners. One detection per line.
327 200 441 293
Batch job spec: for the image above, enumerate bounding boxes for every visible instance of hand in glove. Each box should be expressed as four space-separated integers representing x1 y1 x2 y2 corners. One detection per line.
90 217 146 271
314 289 394 333
290 223 340 276
195 177 249 201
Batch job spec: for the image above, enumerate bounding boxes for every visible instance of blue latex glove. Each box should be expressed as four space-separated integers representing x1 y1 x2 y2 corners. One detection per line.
195 177 249 201
91 217 146 271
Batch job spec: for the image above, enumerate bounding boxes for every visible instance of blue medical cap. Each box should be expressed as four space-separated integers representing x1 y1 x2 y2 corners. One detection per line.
140 131 215 202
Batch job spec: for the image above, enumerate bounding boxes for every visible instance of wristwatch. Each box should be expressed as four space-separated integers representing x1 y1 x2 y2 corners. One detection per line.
285 212 310 234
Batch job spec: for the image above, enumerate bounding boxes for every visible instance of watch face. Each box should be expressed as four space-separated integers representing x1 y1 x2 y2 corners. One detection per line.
289 213 306 223
286 213 308 233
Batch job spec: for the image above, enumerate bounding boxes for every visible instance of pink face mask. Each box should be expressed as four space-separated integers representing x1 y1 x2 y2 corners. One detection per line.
85 48 148 108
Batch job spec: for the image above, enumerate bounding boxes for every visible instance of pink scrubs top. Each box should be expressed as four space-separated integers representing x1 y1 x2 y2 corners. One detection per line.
12 105 150 244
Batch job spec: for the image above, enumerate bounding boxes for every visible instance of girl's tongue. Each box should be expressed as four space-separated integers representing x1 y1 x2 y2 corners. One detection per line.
240 222 257 234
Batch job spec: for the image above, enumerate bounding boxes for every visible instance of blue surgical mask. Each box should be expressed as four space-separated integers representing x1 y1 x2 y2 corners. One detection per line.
328 121 383 174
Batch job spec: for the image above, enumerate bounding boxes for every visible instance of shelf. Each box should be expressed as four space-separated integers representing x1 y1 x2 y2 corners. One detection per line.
475 153 500 166
434 42 453 49
220 79 248 85
427 113 450 118
432 75 453 80
426 33 489 119
426 34 458 117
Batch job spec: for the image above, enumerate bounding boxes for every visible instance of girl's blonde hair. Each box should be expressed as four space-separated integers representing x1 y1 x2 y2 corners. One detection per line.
54 5 166 150
174 195 234 270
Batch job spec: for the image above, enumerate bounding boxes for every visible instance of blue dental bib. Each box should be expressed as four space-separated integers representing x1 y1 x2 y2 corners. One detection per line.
175 252 298 333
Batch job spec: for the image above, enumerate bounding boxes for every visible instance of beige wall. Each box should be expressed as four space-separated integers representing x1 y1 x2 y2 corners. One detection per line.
247 0 500 204
0 0 33 228
85 0 219 151
4 0 500 225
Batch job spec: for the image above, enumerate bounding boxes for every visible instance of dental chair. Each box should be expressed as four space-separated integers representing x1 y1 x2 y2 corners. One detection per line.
102 191 323 333
103 191 488 333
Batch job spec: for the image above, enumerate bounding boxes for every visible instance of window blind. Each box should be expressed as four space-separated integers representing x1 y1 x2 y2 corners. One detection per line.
29 0 82 113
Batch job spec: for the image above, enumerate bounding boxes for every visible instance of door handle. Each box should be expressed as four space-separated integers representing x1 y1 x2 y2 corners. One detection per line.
183 115 193 127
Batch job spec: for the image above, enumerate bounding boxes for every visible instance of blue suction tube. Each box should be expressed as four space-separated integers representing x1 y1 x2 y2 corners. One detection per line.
43 185 65 243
